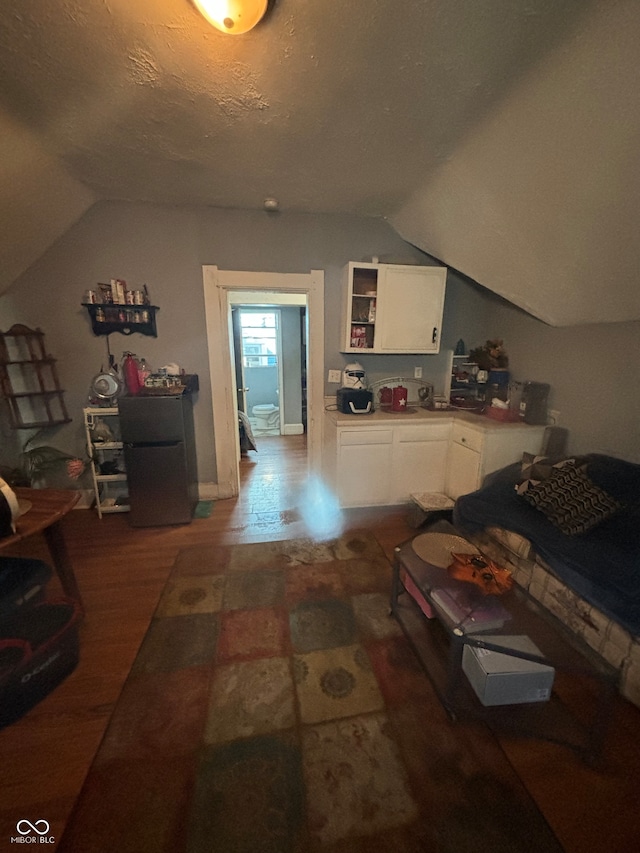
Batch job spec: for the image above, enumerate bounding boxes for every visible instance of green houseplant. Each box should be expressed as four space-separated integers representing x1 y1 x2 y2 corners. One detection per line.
1 432 86 488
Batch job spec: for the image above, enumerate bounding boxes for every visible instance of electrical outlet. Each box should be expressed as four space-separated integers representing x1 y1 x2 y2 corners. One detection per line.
548 409 560 424
414 366 423 379
328 369 342 384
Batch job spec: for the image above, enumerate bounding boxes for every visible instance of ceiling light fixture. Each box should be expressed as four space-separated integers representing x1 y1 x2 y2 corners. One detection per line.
193 0 268 35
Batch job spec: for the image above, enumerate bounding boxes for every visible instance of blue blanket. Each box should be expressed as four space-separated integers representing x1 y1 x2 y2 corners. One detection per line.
454 454 640 635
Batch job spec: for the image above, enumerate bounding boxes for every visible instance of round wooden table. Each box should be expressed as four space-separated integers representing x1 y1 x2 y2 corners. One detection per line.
0 487 83 612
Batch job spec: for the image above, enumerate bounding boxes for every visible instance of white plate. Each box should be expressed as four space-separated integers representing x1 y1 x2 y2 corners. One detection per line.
411 531 479 567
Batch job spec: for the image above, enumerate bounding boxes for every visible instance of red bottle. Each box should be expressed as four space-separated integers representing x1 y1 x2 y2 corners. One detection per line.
122 352 141 395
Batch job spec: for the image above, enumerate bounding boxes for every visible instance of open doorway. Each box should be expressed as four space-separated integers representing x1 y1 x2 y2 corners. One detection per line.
234 307 283 436
202 268 324 499
231 301 307 439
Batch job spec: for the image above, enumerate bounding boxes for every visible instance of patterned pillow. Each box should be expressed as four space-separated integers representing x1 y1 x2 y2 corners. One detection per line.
515 453 585 496
522 463 622 536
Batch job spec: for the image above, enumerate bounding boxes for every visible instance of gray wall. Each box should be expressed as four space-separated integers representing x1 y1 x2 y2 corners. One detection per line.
280 307 303 425
1 200 637 491
0 201 441 484
485 301 640 462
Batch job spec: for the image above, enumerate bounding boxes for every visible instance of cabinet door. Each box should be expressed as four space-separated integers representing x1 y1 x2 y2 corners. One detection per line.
338 429 392 507
391 423 451 502
446 440 481 499
480 426 546 480
375 266 446 353
392 440 449 502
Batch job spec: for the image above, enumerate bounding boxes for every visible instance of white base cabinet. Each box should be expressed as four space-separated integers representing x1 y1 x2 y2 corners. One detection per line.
445 420 546 500
337 428 393 507
445 440 481 500
390 423 451 503
326 413 547 508
328 419 452 508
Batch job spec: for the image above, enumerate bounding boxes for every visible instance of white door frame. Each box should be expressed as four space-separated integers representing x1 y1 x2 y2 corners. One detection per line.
203 266 324 498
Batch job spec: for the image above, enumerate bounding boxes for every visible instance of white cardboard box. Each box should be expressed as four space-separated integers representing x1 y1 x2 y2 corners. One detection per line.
462 634 555 706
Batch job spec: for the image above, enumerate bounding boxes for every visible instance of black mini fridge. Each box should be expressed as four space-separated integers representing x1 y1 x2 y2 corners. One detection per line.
119 393 199 527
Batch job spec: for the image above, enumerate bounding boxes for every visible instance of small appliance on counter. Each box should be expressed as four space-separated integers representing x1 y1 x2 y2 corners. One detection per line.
520 381 550 425
336 362 373 414
336 388 373 414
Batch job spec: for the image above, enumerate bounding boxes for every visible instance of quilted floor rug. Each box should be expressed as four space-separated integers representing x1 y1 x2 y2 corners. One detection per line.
58 531 562 853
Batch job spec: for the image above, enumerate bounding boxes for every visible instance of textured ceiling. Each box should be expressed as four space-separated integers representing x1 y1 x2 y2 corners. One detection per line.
0 0 638 325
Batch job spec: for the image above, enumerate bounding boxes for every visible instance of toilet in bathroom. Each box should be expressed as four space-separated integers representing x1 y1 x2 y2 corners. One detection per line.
252 403 280 434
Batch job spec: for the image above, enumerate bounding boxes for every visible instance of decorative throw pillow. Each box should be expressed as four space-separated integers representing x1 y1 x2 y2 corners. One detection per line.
515 453 585 496
522 463 622 536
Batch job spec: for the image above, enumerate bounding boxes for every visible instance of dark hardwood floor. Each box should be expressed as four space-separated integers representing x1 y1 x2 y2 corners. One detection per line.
1 433 639 851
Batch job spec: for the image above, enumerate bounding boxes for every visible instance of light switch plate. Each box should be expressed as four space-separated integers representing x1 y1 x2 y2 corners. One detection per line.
328 369 342 383
414 366 423 379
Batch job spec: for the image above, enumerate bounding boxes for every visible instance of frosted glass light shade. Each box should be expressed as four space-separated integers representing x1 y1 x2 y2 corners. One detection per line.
193 0 268 34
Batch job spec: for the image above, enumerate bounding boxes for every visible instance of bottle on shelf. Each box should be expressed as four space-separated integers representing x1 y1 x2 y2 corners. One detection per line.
137 357 151 388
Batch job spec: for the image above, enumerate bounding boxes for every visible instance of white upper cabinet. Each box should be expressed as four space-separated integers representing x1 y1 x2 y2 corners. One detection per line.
340 262 447 354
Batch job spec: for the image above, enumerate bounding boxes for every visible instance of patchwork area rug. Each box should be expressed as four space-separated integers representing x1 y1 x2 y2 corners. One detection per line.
59 532 562 853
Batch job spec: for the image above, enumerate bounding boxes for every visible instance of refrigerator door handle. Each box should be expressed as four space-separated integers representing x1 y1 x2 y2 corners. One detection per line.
125 441 181 449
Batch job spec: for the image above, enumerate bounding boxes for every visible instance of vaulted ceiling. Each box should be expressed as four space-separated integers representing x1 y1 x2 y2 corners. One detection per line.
1 1 638 325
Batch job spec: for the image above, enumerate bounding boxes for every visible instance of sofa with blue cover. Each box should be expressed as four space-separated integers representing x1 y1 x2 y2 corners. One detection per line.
454 452 640 708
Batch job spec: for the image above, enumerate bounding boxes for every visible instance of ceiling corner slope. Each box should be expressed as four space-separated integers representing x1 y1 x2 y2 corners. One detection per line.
391 180 640 328
391 1 640 328
0 109 96 296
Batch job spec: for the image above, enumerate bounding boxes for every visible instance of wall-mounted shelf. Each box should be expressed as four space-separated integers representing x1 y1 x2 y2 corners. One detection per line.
82 304 159 337
0 324 71 429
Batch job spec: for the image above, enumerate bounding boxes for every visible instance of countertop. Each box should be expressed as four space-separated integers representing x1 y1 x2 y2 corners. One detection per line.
324 403 546 432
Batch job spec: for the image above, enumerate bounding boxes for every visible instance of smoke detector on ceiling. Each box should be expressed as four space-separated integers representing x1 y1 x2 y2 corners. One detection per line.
263 197 279 212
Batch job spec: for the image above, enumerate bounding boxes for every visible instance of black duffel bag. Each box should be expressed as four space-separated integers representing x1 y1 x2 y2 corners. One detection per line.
0 598 80 728
0 557 52 618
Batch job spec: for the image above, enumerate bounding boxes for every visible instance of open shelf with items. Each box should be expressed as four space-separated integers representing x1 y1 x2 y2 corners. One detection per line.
83 407 129 517
82 304 159 337
450 354 481 402
347 266 378 350
0 324 71 429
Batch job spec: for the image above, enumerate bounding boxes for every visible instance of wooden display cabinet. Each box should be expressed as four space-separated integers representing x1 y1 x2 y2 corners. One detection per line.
0 324 71 429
